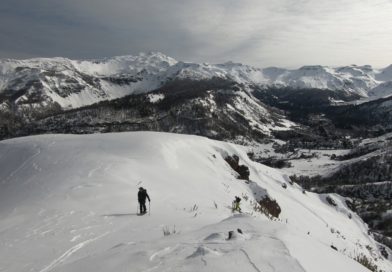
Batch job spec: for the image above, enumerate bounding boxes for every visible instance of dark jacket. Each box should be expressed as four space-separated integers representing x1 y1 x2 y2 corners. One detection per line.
138 189 150 203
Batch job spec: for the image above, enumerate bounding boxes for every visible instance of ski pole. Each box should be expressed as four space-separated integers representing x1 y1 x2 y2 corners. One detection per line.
149 201 151 216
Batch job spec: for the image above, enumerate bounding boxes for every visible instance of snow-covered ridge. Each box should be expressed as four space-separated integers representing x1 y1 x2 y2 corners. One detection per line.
1 52 392 112
0 132 391 271
0 52 177 77
0 52 179 109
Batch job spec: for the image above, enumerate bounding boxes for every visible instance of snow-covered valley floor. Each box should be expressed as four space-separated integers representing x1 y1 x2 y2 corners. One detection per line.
0 132 390 272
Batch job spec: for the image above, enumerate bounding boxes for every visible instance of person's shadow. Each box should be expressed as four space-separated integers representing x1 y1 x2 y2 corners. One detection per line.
102 213 138 217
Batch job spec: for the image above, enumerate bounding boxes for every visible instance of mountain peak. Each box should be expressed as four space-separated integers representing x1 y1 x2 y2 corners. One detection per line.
375 64 392 81
298 65 326 71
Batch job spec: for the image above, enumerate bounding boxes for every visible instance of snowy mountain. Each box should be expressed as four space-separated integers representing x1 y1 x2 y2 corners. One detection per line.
2 52 392 143
8 77 295 142
0 52 177 111
1 52 392 118
262 65 373 97
369 81 392 99
0 132 391 272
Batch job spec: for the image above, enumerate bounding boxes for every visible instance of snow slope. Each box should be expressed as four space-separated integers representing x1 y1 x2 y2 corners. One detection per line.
0 132 391 272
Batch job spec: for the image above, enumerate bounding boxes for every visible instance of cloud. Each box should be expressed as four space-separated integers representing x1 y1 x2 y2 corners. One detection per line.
0 0 392 67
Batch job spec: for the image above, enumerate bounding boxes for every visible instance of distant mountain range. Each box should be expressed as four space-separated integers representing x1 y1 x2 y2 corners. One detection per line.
1 52 392 113
1 52 392 141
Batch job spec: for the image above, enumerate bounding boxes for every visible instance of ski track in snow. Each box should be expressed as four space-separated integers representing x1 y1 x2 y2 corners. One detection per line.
38 232 110 272
240 249 262 272
149 246 172 261
87 163 103 178
102 163 129 184
1 146 41 184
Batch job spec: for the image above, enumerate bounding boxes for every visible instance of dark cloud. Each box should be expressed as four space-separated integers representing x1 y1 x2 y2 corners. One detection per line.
1 0 392 67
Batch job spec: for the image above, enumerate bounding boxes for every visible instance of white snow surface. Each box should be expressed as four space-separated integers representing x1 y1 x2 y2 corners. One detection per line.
147 93 165 103
1 52 392 111
0 132 391 272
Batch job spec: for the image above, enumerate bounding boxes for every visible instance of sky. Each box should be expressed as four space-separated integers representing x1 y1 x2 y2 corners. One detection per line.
1 0 392 68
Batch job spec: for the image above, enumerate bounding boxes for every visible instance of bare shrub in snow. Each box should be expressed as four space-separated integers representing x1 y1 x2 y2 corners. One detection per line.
241 193 249 201
224 155 250 180
162 225 177 236
254 196 281 219
190 204 198 212
326 195 337 207
256 157 292 169
345 199 356 211
353 253 380 272
379 245 389 259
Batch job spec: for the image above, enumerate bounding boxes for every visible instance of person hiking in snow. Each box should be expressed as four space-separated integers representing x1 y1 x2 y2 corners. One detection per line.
232 196 241 213
138 187 150 214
